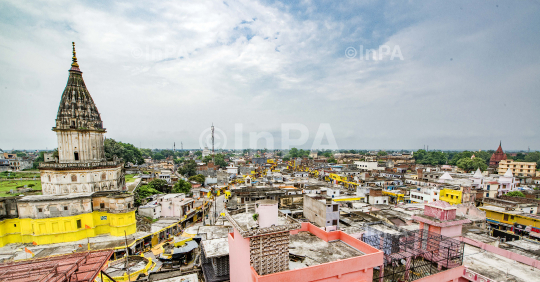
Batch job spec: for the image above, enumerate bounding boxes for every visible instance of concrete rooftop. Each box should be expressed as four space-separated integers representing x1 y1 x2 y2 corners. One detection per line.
463 244 539 282
288 231 364 269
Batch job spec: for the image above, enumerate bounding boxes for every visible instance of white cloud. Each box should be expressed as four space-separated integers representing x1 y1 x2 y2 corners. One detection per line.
0 0 539 150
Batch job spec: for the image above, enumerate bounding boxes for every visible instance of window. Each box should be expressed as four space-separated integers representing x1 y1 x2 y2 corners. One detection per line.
71 175 77 182
74 152 79 161
38 208 43 212
76 220 82 229
64 206 68 211
510 215 514 220
128 203 132 209
100 203 105 209
332 219 338 226
14 224 16 227
333 205 339 212
504 214 509 221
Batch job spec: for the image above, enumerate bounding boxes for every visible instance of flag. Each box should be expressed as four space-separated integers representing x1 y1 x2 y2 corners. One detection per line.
85 224 91 229
24 247 34 256
32 241 37 245
78 244 83 248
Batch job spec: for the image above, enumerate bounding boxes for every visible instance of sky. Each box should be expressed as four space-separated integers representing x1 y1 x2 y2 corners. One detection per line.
1 0 539 151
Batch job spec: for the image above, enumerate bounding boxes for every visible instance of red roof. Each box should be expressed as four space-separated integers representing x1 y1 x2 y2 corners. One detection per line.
489 142 507 166
0 250 113 282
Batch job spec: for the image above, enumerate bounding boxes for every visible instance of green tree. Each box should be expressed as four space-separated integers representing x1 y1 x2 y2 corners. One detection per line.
414 150 448 165
289 148 299 158
414 149 427 162
377 151 387 156
194 151 202 157
153 152 165 160
104 139 144 164
135 185 161 206
16 152 27 157
178 160 197 177
506 191 525 197
214 153 227 167
33 151 45 169
456 157 487 172
189 174 205 184
140 148 152 158
203 155 213 164
524 151 540 169
328 158 337 163
173 179 192 194
148 179 169 193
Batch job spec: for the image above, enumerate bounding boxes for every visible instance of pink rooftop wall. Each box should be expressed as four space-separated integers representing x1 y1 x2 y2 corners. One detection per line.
412 266 466 282
459 236 540 269
228 228 253 282
424 202 456 221
229 222 384 282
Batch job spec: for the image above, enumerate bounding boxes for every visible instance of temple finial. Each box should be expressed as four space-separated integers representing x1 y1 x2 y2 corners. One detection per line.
71 42 79 68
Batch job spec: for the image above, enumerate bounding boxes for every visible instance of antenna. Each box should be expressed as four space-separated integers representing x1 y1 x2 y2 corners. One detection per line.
211 123 215 156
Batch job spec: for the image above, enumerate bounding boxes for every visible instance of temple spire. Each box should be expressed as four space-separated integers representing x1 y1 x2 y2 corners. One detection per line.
71 42 79 68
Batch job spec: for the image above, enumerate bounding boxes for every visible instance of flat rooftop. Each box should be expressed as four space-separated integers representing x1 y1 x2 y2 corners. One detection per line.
202 238 229 258
288 231 364 269
463 244 539 282
0 232 150 262
230 212 290 231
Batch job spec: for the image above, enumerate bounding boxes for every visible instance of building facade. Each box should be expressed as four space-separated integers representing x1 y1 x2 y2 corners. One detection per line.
498 159 537 177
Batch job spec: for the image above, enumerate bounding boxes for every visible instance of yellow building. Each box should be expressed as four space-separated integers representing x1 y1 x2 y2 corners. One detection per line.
439 188 462 205
498 159 537 177
480 205 540 230
0 210 136 247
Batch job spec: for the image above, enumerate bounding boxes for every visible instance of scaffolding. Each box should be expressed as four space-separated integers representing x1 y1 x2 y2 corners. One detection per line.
362 227 464 282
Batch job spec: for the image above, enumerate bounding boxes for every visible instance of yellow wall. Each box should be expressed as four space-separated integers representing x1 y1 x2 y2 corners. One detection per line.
439 189 462 205
481 208 540 228
0 210 136 247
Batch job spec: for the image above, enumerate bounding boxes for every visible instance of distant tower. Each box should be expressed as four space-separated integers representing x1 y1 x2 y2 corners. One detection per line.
181 142 183 151
211 123 215 156
174 142 176 152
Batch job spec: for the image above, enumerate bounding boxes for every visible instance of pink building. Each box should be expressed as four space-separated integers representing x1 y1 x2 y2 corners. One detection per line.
226 199 384 282
412 200 471 238
158 194 194 218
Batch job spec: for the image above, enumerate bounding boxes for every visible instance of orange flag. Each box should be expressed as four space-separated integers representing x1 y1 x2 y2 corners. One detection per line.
85 224 91 229
78 244 83 248
24 247 34 256
32 241 37 245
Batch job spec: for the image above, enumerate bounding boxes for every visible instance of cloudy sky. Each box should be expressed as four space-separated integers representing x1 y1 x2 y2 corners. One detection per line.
1 0 539 151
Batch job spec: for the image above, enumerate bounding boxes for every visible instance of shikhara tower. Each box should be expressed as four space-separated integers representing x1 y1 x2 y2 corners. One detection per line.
40 43 125 195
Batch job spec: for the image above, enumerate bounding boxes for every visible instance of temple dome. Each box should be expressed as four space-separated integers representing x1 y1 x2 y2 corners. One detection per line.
473 168 483 179
53 42 104 132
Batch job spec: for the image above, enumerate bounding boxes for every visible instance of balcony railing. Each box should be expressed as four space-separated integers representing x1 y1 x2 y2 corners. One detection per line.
39 160 122 170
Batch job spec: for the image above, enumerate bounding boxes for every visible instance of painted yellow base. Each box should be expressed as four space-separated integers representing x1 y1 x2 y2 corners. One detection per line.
0 210 136 247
